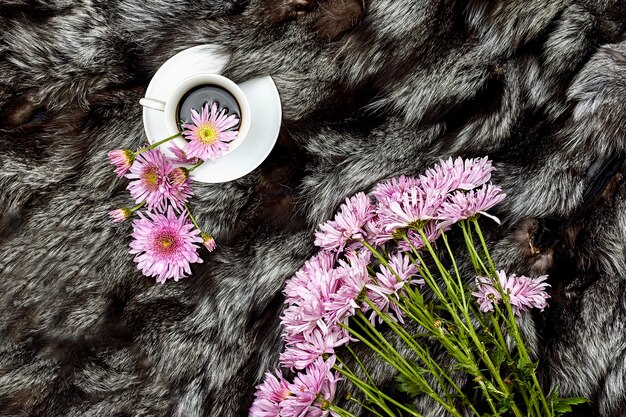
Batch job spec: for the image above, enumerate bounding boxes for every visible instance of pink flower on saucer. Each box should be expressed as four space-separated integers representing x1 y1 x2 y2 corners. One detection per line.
182 102 239 161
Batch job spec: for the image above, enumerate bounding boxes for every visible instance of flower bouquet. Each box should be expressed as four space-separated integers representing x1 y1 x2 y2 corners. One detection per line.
107 102 239 282
251 157 586 417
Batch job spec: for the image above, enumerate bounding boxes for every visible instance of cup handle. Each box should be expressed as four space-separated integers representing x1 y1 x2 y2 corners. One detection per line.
139 97 166 111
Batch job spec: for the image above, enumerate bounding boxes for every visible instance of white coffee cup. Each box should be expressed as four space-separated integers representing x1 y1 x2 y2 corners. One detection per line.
139 73 251 157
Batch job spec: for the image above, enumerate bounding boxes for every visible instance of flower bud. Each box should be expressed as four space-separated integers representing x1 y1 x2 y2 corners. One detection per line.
108 208 131 223
169 167 190 185
201 232 217 252
107 149 134 177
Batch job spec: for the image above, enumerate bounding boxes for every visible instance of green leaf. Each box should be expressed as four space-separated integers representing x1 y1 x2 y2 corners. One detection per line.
490 348 507 369
552 397 589 415
497 393 514 414
547 387 589 416
482 380 507 399
515 357 537 379
396 371 428 398
451 361 480 375
546 386 559 403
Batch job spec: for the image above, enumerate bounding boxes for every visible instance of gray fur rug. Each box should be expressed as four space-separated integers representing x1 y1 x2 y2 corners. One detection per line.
1 0 626 416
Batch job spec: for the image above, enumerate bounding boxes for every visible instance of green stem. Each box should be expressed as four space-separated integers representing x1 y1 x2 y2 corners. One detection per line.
129 201 146 212
403 235 519 416
327 404 358 417
488 314 535 414
365 299 449 389
500 301 551 415
188 160 204 172
404 240 449 309
415 229 454 285
488 316 524 391
135 132 181 154
344 320 427 404
405 239 474 338
346 345 378 387
462 224 482 276
334 361 422 417
460 221 490 277
334 360 396 416
461 307 525 417
350 317 419 381
415 229 466 313
354 313 463 417
185 204 202 231
365 298 482 416
479 380 502 416
472 219 499 277
371 297 503 417
440 230 468 310
347 397 385 417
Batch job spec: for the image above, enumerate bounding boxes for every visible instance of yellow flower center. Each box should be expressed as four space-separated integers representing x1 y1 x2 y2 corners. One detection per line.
157 234 176 251
198 125 217 144
146 171 158 184
143 167 159 191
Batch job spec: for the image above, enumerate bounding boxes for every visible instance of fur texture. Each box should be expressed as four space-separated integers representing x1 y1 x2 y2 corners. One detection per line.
1 0 626 415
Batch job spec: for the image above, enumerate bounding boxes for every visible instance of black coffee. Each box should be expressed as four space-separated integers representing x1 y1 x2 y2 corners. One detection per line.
176 85 241 128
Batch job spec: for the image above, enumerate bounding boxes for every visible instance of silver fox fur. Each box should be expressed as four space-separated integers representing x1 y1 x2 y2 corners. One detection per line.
1 0 626 415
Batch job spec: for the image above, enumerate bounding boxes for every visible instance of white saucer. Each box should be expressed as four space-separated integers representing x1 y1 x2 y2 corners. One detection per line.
142 45 282 183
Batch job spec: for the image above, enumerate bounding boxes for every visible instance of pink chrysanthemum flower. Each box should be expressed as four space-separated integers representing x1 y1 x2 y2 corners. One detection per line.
472 271 551 315
107 149 134 177
201 232 217 252
282 250 370 346
364 216 394 247
129 207 203 283
454 156 495 190
323 249 372 324
419 163 457 200
109 208 131 223
126 149 173 213
422 156 495 193
280 325 349 371
378 185 445 232
282 263 350 344
437 183 506 229
182 102 239 161
282 357 339 417
281 253 343 346
314 192 375 253
365 215 441 248
168 144 201 165
169 166 189 184
505 274 550 314
283 252 336 305
473 274 503 313
281 291 328 345
249 370 291 417
397 221 443 252
386 251 423 286
167 167 194 210
372 175 420 203
366 252 422 324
